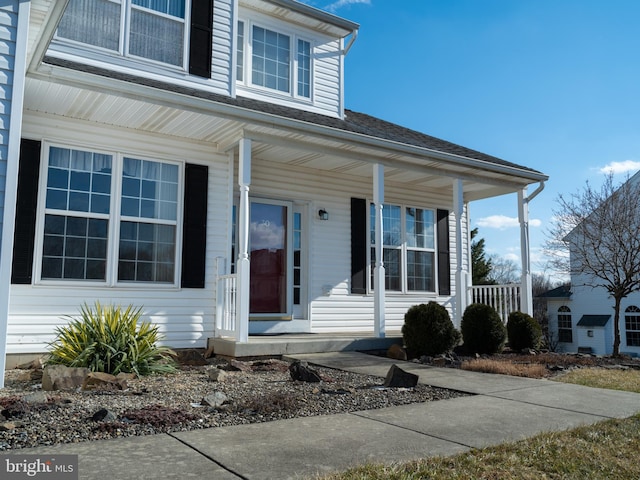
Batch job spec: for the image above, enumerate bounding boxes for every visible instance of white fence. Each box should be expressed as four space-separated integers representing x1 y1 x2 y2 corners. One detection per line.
469 284 521 323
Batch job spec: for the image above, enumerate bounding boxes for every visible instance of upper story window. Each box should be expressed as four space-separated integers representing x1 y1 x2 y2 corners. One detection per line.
57 0 187 68
237 20 312 99
369 203 436 293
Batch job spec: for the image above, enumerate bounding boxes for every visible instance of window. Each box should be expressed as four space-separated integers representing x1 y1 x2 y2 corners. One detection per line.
236 21 312 99
625 305 640 346
557 306 572 343
39 145 180 285
370 203 436 292
57 0 187 67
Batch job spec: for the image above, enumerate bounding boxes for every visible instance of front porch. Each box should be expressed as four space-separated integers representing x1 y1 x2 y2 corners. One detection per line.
208 332 403 358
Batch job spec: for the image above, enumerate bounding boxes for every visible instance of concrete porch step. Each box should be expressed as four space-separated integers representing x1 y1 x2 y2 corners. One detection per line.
208 333 403 358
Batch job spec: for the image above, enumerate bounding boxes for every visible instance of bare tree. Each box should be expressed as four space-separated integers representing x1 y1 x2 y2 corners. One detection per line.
546 173 640 356
488 255 520 285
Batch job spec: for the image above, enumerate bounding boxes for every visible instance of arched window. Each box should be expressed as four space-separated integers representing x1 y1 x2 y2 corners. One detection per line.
625 306 640 347
558 306 572 343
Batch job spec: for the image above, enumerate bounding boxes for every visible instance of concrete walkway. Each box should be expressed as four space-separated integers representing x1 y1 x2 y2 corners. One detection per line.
8 352 640 479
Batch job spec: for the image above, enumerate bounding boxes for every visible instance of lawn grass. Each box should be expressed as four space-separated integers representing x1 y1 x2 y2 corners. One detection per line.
320 414 640 480
553 367 640 393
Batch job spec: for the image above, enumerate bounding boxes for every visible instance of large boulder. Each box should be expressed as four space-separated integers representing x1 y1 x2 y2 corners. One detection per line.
42 365 90 391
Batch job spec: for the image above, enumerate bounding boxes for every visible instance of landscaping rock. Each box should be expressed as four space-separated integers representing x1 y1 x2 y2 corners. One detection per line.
387 344 408 361
0 422 17 431
383 364 418 388
201 391 228 408
42 365 90 391
82 372 128 391
175 349 208 366
91 408 117 422
289 360 322 383
207 368 228 382
22 392 48 404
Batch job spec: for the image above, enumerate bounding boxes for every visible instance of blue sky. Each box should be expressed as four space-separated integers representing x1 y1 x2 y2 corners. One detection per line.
301 0 640 281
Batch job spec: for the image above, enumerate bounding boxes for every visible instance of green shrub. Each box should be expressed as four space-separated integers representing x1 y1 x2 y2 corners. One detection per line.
47 302 177 376
461 303 506 355
402 302 461 358
507 311 542 351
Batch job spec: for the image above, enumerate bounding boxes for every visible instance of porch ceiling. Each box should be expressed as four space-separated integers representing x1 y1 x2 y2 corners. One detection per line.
23 76 541 202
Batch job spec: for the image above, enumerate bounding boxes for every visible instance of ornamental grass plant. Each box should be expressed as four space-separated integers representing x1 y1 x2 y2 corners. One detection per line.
47 302 177 376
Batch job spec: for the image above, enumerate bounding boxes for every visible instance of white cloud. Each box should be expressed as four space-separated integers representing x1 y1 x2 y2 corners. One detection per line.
599 160 640 175
324 0 371 12
475 215 542 230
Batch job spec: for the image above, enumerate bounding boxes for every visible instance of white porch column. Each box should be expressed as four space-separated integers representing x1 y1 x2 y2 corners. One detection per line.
373 164 385 337
518 188 533 315
453 179 467 324
236 139 251 343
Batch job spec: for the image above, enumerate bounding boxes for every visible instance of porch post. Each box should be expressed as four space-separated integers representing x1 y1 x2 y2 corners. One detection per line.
453 179 466 324
373 163 385 337
518 188 533 315
236 139 251 343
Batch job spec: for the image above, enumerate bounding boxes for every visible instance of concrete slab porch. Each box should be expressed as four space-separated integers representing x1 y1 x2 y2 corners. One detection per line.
208 332 403 357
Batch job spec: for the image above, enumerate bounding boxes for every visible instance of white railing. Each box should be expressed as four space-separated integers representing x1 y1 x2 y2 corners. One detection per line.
215 273 237 338
469 284 521 324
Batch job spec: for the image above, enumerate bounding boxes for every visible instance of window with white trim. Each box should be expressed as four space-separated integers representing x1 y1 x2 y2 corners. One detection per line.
557 306 572 343
56 0 187 68
370 203 436 292
236 20 312 99
625 305 640 346
39 145 181 285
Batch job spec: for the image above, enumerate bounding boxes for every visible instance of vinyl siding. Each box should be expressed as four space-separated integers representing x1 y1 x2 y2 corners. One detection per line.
0 1 18 248
211 0 234 94
8 113 233 354
248 159 467 333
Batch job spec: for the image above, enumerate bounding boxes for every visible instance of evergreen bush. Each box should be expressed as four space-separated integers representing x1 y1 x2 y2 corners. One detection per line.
507 311 542 351
402 302 461 358
461 303 506 354
47 302 177 376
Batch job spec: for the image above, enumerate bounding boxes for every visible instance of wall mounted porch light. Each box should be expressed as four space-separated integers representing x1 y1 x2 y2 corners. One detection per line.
318 209 329 220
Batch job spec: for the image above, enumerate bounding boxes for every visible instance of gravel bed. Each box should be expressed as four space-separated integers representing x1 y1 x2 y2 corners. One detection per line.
0 359 466 451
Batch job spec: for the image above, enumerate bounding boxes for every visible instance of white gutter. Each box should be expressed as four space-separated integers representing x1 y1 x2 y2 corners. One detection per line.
342 29 358 55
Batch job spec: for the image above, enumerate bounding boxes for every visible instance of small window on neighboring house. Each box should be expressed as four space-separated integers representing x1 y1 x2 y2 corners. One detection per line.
625 305 640 346
57 0 187 68
558 306 572 343
297 39 311 98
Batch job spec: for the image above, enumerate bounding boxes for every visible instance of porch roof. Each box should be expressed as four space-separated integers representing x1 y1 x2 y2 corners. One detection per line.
27 54 548 201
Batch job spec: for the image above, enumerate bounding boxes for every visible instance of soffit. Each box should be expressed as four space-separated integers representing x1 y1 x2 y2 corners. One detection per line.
24 77 535 202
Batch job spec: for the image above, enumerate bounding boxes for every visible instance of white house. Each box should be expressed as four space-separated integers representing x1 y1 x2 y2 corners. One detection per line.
543 171 640 357
0 0 548 379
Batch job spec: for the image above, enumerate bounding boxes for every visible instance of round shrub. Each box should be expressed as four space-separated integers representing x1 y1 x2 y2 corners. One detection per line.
402 302 461 358
507 311 542 351
47 302 177 376
460 303 506 355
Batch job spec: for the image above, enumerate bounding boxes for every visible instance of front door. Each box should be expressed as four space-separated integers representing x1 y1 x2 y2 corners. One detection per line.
249 199 293 318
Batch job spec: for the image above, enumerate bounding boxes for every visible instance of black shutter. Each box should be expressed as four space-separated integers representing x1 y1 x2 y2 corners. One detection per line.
189 0 214 78
181 163 208 288
350 198 367 294
11 139 42 284
437 209 451 296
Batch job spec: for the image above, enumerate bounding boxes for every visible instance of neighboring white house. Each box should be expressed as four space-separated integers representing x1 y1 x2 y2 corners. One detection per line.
542 171 640 357
0 0 548 373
